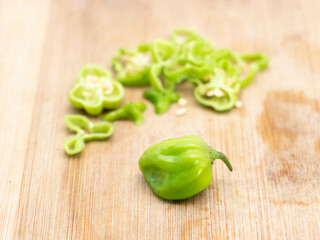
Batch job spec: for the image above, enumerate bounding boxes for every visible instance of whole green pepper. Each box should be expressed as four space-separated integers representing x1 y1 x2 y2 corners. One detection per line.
102 101 146 125
139 135 232 200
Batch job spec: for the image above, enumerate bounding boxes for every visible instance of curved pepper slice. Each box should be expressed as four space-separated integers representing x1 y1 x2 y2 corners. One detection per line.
148 63 176 92
102 101 146 125
69 65 124 115
170 28 199 45
143 89 180 114
139 135 232 200
112 44 152 86
76 64 112 84
239 53 269 88
63 114 114 155
151 39 177 63
179 35 215 65
164 59 213 85
194 80 237 112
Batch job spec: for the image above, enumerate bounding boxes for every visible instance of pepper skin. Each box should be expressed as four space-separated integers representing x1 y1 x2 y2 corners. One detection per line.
112 44 152 86
139 135 232 200
102 101 146 125
194 81 237 112
69 65 124 115
143 89 180 114
63 114 114 155
239 53 269 88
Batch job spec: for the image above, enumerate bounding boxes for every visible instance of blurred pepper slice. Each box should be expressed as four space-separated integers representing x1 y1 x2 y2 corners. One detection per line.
143 89 180 114
112 44 152 86
102 101 147 126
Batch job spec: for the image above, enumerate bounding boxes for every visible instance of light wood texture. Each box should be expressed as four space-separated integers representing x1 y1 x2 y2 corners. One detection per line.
0 0 319 239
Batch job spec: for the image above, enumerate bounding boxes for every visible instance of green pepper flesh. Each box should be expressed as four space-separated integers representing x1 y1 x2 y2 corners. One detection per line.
139 135 232 200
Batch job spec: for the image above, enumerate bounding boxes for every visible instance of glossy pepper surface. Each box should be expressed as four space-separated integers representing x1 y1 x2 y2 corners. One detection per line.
139 135 232 200
69 65 124 115
102 101 146 125
63 114 114 155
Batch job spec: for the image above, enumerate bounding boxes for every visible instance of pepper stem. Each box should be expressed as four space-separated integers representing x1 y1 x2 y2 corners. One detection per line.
210 147 233 171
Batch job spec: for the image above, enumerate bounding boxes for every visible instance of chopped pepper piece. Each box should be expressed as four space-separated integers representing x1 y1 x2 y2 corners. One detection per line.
139 135 232 200
151 39 177 63
102 101 147 125
239 53 269 88
143 89 180 114
69 65 124 115
194 81 237 112
170 28 199 45
112 44 152 86
63 114 114 155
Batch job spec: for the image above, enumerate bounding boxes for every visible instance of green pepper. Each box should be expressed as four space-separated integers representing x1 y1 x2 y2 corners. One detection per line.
170 28 199 45
102 101 146 125
239 53 269 88
76 64 112 84
109 29 269 114
145 63 180 114
139 135 232 200
178 35 215 65
151 39 177 63
148 63 176 92
194 79 237 112
69 65 124 115
163 59 213 84
143 89 180 114
63 114 114 155
112 44 152 86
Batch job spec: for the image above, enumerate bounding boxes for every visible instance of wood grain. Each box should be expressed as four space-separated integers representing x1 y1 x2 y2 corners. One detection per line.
0 0 319 239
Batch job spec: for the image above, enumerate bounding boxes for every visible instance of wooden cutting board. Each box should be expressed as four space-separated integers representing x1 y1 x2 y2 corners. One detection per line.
0 0 319 239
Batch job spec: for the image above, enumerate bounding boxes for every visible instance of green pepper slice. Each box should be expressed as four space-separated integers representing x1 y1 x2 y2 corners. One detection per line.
102 101 147 125
69 65 124 115
239 53 269 88
143 89 180 114
170 28 199 45
63 114 114 155
112 44 152 86
194 80 237 112
151 39 177 63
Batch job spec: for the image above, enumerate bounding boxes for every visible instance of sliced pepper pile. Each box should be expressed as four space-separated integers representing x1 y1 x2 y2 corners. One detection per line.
64 65 146 155
112 29 268 113
64 29 268 155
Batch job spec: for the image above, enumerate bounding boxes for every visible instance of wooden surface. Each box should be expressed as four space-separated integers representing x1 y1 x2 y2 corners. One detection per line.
0 0 319 239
